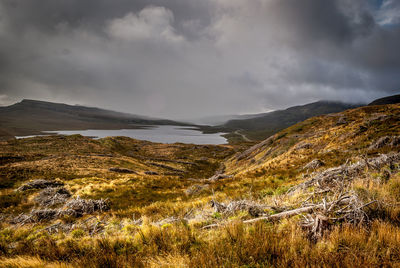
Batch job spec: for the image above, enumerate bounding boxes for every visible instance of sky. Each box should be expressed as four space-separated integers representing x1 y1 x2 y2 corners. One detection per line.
0 0 399 119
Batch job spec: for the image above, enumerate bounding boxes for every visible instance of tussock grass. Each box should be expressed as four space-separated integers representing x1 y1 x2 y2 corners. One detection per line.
0 104 399 267
1 219 400 267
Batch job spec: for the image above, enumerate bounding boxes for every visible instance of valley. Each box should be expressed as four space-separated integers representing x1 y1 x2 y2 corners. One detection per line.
2 1 400 266
0 102 399 267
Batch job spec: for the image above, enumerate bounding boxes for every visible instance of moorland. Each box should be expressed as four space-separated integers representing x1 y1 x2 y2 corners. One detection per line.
0 101 399 267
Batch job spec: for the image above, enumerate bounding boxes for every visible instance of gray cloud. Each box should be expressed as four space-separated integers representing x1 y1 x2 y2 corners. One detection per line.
0 0 399 118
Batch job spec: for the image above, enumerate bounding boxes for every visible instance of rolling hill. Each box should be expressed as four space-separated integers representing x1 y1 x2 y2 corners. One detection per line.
0 99 188 138
221 101 362 141
224 103 400 179
369 93 400 105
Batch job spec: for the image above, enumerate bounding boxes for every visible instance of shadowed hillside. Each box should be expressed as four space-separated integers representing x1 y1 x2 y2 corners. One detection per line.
0 99 188 137
369 93 400 106
222 101 362 141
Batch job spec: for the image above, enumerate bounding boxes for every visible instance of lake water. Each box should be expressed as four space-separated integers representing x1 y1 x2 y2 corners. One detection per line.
16 125 228 145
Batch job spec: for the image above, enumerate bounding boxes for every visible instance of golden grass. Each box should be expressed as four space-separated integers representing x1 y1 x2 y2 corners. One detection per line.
0 256 73 268
0 104 399 267
1 218 400 267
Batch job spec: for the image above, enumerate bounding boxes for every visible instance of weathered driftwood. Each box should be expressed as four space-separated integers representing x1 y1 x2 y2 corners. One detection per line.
242 205 323 224
35 187 71 207
12 209 61 225
63 196 110 217
369 136 400 150
10 196 110 224
208 174 233 182
203 193 377 239
290 152 400 192
303 159 324 171
17 179 64 191
211 200 267 217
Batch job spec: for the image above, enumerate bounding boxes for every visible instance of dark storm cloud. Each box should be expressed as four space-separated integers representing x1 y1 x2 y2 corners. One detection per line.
0 0 213 38
0 0 399 118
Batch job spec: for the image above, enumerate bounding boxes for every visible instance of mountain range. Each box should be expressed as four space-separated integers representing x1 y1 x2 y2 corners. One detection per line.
1 94 399 140
0 99 187 138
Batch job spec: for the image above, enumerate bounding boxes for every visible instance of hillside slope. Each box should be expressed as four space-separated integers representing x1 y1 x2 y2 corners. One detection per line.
0 99 187 137
222 101 361 141
224 104 400 181
369 93 400 105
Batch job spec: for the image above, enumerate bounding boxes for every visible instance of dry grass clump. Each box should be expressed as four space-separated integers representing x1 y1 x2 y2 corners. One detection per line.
184 184 209 196
1 219 400 267
0 256 73 268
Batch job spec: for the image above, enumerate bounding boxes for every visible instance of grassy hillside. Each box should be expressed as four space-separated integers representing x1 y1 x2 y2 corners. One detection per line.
0 104 399 267
224 104 400 178
222 101 361 141
0 99 188 137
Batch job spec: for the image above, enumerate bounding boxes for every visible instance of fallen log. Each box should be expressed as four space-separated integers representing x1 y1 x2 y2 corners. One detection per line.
203 195 355 229
242 204 322 224
202 205 323 229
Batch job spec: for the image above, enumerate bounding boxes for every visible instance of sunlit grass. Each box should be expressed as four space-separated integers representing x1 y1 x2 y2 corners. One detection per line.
0 104 399 266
